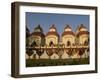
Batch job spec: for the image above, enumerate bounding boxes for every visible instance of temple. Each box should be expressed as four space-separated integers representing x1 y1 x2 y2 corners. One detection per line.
26 24 89 59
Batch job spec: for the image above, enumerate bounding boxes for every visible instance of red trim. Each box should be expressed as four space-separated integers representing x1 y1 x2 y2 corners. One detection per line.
30 32 45 37
46 32 59 37
77 31 89 36
62 31 75 36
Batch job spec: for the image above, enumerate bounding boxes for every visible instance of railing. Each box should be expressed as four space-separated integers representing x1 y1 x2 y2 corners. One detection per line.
26 45 89 49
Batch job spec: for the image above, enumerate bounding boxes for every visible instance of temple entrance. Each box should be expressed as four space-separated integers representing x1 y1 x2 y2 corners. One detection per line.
67 41 71 46
49 41 54 47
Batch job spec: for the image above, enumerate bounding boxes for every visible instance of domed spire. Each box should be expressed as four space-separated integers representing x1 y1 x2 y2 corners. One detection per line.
64 24 72 32
31 24 45 37
46 24 59 37
62 24 74 36
34 24 43 33
49 24 57 32
76 24 89 37
78 24 87 31
64 24 71 29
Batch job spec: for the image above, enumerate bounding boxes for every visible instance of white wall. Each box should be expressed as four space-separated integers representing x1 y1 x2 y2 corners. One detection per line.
0 0 100 80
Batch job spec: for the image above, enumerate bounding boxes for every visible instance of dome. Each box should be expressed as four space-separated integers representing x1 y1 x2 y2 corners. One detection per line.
30 25 45 37
34 24 43 33
76 24 89 36
46 24 59 37
64 25 72 30
62 25 74 36
50 24 56 29
77 31 89 37
49 24 57 32
78 24 87 32
30 32 45 37
46 32 59 37
62 31 75 36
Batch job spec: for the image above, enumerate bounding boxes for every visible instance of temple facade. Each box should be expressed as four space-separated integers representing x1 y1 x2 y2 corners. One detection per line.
45 24 59 46
26 24 89 59
61 25 75 47
76 24 89 46
28 25 45 47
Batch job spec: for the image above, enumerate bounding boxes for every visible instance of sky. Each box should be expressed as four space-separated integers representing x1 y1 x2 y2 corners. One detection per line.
26 12 89 35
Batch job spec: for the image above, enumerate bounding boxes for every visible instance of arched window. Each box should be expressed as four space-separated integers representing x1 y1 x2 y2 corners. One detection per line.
67 41 71 46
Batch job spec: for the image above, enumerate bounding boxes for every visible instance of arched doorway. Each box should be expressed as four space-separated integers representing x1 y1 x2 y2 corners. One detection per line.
67 41 71 46
49 41 54 47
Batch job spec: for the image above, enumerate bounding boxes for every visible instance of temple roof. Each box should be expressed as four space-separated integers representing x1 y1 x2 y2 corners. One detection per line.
49 24 57 30
30 32 45 37
76 24 89 36
46 32 59 37
46 24 59 37
34 24 43 33
64 24 72 30
76 31 89 37
62 25 74 36
30 25 45 37
76 24 87 32
62 31 75 36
